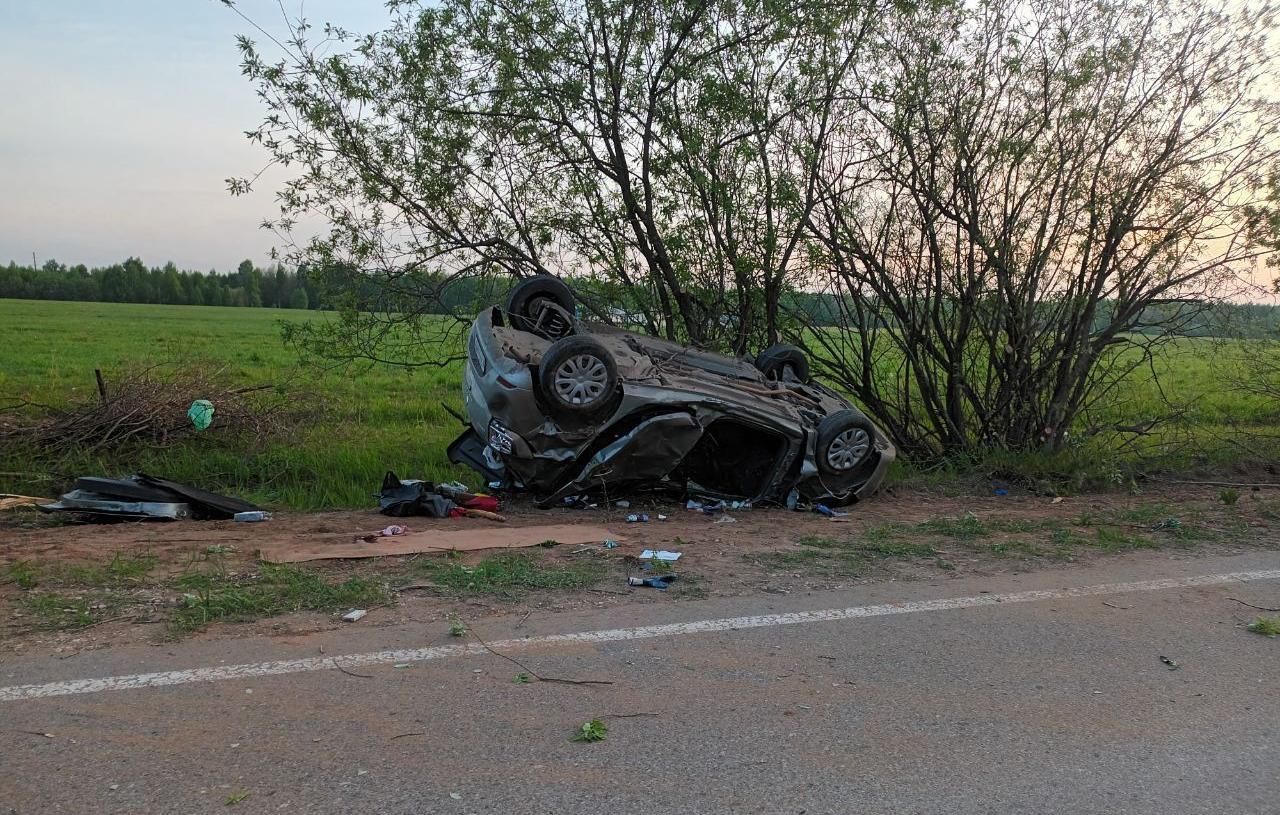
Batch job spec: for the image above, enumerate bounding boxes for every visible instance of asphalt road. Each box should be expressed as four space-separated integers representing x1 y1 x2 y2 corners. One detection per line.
3 551 1279 814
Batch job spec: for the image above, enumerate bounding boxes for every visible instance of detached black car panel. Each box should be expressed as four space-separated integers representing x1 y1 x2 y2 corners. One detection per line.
449 276 895 507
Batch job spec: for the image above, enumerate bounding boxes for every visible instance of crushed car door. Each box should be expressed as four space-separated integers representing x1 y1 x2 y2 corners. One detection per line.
543 412 704 503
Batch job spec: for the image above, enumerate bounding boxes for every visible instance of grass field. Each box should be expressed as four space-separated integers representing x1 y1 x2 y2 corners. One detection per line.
1 299 473 508
1 298 1277 509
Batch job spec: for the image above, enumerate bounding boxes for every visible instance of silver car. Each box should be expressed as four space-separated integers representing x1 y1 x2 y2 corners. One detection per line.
448 276 895 507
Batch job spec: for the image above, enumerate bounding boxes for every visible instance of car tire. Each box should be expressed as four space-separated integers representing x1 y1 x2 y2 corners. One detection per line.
538 335 620 421
815 410 876 476
507 275 575 338
755 343 810 383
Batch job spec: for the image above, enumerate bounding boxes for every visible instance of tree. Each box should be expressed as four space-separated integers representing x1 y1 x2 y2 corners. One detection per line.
288 287 309 310
161 262 186 305
791 0 1280 456
230 0 883 362
228 0 1279 457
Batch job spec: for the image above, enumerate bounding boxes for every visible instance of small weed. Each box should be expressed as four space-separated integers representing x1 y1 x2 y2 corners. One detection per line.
5 560 39 589
1092 526 1157 552
419 553 604 596
1050 528 1086 546
170 565 390 634
205 545 236 555
917 512 988 540
58 553 157 587
21 593 98 629
513 672 532 684
571 718 608 742
1220 489 1240 506
935 558 956 571
1247 616 1280 637
860 540 937 558
988 539 1041 557
225 790 250 805
449 619 467 637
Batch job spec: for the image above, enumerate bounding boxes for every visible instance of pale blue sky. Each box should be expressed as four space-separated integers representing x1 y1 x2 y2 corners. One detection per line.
0 0 390 273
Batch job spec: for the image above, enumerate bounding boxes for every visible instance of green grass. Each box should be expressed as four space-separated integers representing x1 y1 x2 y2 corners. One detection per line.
20 593 103 630
2 299 1278 509
170 564 391 633
416 552 606 596
0 299 472 509
1247 616 1280 637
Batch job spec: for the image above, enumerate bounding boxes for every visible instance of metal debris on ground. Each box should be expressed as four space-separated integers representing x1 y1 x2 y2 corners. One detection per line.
341 609 368 622
233 510 271 522
602 539 619 549
38 473 260 522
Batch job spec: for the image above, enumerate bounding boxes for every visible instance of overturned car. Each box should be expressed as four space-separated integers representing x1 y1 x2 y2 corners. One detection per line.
448 276 895 507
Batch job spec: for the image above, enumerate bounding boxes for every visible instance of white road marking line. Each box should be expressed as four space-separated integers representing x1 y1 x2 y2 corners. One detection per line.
2 569 1276 702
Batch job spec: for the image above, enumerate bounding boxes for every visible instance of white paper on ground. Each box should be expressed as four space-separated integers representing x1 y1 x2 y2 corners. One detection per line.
640 550 682 561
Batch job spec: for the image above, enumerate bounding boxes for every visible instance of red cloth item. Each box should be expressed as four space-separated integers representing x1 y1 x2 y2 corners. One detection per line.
459 495 500 512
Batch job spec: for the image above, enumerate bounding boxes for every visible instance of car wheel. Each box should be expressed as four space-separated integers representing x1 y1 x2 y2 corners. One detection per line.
816 410 875 476
538 335 620 420
507 275 575 339
755 343 810 383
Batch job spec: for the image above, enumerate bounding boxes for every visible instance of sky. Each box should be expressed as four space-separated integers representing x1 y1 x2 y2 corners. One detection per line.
0 0 390 274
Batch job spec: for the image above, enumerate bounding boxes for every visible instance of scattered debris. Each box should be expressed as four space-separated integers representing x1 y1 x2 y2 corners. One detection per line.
341 609 368 622
391 731 427 740
714 514 737 524
39 473 260 522
468 627 614 686
1050 497 1064 504
187 399 215 431
615 500 630 508
0 494 51 511
1159 655 1180 670
625 513 650 523
1101 601 1132 610
1150 517 1182 531
233 510 271 522
602 539 620 549
379 471 504 520
814 504 848 518
449 792 463 800
628 575 677 589
657 513 668 521
259 524 617 564
640 550 682 562
571 719 608 743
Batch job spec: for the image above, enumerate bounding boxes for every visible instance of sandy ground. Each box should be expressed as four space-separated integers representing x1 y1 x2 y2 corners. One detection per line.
2 483 1277 657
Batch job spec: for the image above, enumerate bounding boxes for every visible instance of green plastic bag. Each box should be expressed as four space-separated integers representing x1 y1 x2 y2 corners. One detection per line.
188 399 215 431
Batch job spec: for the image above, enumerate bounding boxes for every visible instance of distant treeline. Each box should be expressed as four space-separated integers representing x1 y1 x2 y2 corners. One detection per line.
0 258 321 309
3 258 1278 339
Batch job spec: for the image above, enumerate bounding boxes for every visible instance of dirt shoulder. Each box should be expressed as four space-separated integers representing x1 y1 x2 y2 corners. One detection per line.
2 483 1278 657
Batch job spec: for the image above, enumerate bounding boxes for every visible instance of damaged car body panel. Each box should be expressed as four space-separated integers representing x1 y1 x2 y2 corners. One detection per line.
449 277 895 507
